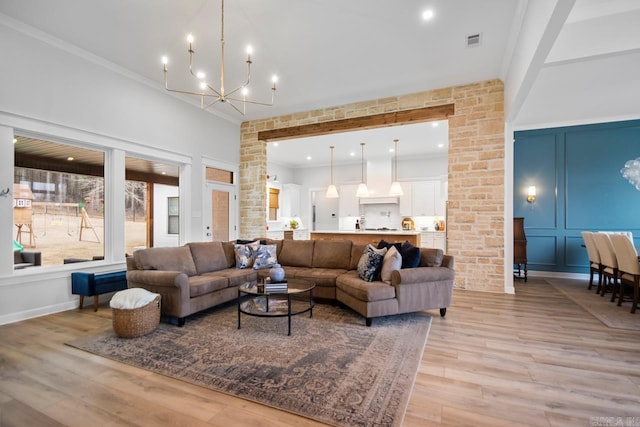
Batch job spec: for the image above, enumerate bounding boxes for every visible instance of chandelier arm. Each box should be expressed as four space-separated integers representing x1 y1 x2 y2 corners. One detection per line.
165 87 219 97
204 83 223 98
226 97 274 107
223 99 247 115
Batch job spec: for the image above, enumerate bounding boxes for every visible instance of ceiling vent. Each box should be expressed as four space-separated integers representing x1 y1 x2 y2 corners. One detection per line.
466 33 481 47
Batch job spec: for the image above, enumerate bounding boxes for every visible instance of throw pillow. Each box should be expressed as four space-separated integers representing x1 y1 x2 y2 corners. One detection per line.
252 244 278 270
233 240 260 269
380 246 402 284
377 239 403 253
357 245 388 282
400 240 421 269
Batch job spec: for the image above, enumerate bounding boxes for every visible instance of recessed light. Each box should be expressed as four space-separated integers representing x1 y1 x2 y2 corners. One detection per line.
422 9 434 21
273 142 279 147
306 156 312 160
67 156 74 161
13 138 17 144
350 152 355 156
432 122 439 127
437 143 444 148
389 148 394 153
161 171 167 175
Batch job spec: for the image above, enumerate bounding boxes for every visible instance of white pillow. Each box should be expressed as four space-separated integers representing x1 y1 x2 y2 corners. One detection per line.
110 288 159 309
380 246 402 284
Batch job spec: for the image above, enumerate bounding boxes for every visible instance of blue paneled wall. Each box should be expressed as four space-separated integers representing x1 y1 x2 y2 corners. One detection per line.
514 119 640 273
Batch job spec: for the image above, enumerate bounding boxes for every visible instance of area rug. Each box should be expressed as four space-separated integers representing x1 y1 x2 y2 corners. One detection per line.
67 302 432 427
548 278 640 331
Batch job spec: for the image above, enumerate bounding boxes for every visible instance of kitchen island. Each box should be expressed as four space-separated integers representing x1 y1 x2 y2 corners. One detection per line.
310 230 421 247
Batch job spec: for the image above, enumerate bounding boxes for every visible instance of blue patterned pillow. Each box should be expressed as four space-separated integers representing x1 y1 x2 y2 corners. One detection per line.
253 244 278 270
357 245 388 282
234 240 260 269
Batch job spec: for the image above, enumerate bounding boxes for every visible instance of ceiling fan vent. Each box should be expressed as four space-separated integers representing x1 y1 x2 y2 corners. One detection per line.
466 33 481 47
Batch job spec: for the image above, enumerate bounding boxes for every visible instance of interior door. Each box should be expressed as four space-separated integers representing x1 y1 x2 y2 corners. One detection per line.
205 182 236 242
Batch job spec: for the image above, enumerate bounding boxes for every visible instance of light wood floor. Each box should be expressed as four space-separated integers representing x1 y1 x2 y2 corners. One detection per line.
1 278 639 427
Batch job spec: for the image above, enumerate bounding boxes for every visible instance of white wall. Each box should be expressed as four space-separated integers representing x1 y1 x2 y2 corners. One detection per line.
0 21 240 324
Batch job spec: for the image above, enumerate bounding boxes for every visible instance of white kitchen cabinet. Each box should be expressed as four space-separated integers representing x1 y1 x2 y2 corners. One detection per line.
400 180 443 216
280 183 301 218
266 230 284 240
339 184 359 217
420 232 446 251
293 229 309 240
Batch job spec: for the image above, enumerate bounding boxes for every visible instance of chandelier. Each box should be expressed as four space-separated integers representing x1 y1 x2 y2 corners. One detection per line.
621 157 640 190
161 0 278 115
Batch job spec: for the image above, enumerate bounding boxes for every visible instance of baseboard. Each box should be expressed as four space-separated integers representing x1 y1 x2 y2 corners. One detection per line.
0 300 77 326
527 270 589 281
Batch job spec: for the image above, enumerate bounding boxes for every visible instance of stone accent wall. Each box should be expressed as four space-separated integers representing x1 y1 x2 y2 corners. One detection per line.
240 79 505 292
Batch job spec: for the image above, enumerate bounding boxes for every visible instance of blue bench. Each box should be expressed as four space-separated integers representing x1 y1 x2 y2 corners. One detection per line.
71 271 128 311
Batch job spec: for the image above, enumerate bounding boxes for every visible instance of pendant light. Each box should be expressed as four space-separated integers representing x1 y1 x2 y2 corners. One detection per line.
326 145 339 198
355 142 369 197
389 138 404 196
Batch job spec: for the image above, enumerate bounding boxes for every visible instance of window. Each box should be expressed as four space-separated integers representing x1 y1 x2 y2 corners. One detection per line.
14 136 105 266
268 187 280 221
167 197 179 234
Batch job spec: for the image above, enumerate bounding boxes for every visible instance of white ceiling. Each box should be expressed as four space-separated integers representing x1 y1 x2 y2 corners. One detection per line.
1 0 638 167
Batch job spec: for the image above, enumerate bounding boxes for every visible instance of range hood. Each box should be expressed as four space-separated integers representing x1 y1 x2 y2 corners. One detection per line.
359 196 398 205
358 159 399 204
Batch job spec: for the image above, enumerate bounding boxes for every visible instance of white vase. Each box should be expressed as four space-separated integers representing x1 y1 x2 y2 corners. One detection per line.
269 264 285 282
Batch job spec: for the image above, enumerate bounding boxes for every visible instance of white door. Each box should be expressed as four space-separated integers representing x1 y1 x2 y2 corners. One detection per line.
204 182 237 242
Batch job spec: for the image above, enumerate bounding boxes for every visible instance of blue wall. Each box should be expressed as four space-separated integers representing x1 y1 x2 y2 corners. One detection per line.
514 119 640 273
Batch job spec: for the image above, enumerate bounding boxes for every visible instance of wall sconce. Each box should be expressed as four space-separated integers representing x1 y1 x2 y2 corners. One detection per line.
527 185 536 203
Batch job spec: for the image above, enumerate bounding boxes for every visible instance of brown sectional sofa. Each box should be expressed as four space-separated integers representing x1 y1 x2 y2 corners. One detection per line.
126 238 454 326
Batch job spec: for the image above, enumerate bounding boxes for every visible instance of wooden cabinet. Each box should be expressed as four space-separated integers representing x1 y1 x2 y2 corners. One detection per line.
513 217 527 282
339 184 359 217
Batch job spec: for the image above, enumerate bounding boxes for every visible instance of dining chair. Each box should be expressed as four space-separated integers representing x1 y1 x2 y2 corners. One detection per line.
609 233 640 313
592 232 618 299
581 231 602 291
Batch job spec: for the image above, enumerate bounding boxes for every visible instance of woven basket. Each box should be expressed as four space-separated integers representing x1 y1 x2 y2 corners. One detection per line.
112 294 161 338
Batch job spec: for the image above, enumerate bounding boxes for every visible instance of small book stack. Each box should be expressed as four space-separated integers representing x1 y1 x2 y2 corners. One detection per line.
264 279 288 292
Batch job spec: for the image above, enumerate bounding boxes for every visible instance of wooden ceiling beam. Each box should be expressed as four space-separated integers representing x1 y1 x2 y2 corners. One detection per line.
257 103 455 142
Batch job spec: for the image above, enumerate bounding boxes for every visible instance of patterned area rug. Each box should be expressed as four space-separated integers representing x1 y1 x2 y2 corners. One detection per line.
547 277 640 331
67 302 431 427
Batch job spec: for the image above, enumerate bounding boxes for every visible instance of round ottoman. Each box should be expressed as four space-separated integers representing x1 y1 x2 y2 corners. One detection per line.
110 288 161 338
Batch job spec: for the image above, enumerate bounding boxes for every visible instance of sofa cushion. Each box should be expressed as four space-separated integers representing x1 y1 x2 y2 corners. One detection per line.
134 246 197 276
187 242 229 274
222 242 236 268
278 240 314 268
336 271 396 302
312 239 352 269
206 268 257 287
283 267 347 288
188 275 228 298
234 241 260 269
401 241 421 269
349 243 368 270
380 246 402 284
252 244 278 270
419 248 444 267
357 245 387 282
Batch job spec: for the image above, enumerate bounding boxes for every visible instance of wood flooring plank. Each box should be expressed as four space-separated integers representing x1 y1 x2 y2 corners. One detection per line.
1 278 640 426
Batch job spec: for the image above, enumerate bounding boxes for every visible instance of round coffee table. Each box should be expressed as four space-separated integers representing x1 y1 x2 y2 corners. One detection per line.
237 278 315 336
